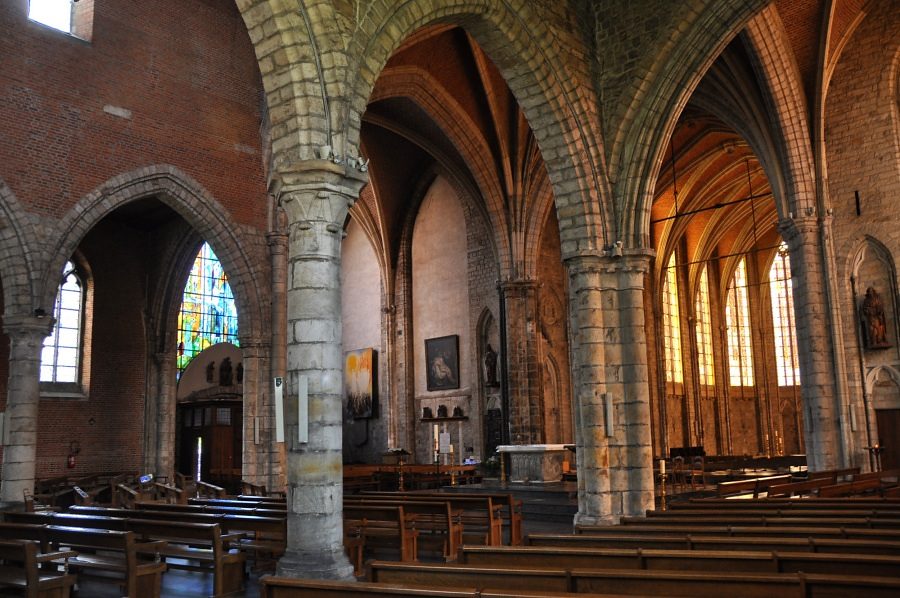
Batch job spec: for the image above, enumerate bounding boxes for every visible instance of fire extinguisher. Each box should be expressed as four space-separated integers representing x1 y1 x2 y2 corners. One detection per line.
67 440 80 469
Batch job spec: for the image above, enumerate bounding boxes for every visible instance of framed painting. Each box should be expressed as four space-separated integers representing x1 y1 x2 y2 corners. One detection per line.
344 348 377 419
425 335 460 391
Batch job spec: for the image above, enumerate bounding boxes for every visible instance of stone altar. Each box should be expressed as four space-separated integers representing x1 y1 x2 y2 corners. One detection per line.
496 444 571 483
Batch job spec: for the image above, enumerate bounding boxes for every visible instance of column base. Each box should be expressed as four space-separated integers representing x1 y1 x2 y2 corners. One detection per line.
276 546 356 581
573 511 616 527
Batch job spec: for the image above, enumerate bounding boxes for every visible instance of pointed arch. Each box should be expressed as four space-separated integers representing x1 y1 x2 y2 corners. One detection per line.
0 177 41 316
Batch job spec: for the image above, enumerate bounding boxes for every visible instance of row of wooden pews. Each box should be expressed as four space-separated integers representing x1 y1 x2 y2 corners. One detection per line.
259 483 900 597
1 475 287 597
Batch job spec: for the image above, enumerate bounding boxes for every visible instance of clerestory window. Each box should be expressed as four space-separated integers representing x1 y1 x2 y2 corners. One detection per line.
177 242 240 375
662 253 683 384
28 0 93 41
769 242 800 386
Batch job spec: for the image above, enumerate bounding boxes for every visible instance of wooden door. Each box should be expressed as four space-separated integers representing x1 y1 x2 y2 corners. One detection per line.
875 409 900 471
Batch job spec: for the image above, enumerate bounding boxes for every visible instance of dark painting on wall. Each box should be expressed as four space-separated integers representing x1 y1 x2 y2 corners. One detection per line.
345 348 377 418
425 335 459 391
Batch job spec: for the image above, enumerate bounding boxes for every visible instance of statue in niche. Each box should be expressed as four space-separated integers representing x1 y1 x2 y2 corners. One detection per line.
422 406 434 419
206 361 215 383
219 357 233 386
236 362 244 384
862 287 892 350
452 406 464 418
483 344 498 387
437 404 448 418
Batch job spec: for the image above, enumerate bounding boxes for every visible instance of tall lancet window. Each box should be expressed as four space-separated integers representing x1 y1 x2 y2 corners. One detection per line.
41 261 83 386
695 265 715 386
726 258 754 386
769 242 800 386
177 242 240 375
662 253 683 384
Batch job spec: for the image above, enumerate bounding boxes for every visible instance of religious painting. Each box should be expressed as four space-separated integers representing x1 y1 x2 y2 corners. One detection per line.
344 348 377 419
425 335 460 391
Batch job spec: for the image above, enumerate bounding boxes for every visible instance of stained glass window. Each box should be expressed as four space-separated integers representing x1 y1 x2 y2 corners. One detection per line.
41 261 83 384
177 243 239 374
662 253 683 384
726 258 754 386
770 242 800 386
695 265 715 386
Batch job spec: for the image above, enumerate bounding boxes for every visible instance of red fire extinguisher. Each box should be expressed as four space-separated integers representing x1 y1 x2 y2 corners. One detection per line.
67 454 76 468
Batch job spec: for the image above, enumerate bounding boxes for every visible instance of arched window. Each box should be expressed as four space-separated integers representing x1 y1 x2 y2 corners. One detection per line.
695 265 715 386
769 242 800 386
41 261 83 386
177 242 239 374
726 258 754 386
662 253 683 384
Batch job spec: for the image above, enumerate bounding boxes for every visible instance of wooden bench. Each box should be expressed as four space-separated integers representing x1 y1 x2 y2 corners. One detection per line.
527 531 900 556
644 507 900 519
574 522 900 541
125 519 245 598
458 544 900 577
45 525 167 598
196 481 227 499
618 514 900 528
0 539 77 598
686 496 900 507
367 560 900 596
343 504 418 574
716 474 792 498
361 491 522 545
189 498 287 511
357 493 501 546
346 499 461 561
135 501 286 519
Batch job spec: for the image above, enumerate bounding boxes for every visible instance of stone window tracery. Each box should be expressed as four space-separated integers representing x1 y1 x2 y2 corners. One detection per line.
662 253 684 384
769 243 800 386
695 265 715 386
726 258 754 386
40 261 83 387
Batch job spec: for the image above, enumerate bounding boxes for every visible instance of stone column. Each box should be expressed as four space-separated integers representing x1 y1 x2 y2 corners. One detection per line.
152 350 177 480
0 315 54 504
500 280 544 444
275 161 366 580
778 216 843 470
566 252 654 525
268 227 289 491
240 341 268 487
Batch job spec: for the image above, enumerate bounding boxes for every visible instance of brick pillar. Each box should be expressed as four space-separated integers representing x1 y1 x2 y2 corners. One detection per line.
500 280 544 444
0 315 53 504
567 252 654 525
268 228 289 491
275 162 366 580
779 216 843 470
239 341 269 487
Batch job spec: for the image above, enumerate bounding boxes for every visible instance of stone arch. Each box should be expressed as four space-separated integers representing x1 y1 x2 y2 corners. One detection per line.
41 165 266 345
240 0 611 256
866 365 900 407
618 0 768 247
0 177 41 316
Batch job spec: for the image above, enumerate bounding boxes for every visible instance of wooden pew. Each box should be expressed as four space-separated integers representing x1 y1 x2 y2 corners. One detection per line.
716 474 792 498
45 525 167 598
366 560 900 597
361 491 522 545
458 544 900 577
527 531 900 556
343 504 418 573
346 498 462 561
125 519 245 598
196 481 227 498
683 497 900 509
355 494 502 546
260 576 662 598
189 498 287 511
574 522 900 542
134 501 286 518
617 514 900 528
0 539 77 598
643 507 900 519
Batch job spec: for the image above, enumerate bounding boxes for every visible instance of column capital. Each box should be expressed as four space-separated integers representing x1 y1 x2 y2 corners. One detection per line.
2 314 55 341
273 160 368 228
266 231 289 253
777 216 818 245
563 248 654 277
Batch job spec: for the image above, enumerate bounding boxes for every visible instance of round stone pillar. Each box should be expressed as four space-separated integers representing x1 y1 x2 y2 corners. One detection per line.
274 161 366 580
566 252 654 525
1 314 54 505
779 216 843 470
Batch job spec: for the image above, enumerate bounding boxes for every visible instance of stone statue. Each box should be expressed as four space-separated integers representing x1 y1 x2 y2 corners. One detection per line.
483 344 498 386
862 286 891 349
219 357 233 386
205 361 215 383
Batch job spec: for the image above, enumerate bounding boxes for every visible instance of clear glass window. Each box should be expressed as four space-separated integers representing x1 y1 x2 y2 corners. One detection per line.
29 0 73 33
695 265 715 386
41 261 83 384
769 242 800 386
726 258 754 386
662 253 683 384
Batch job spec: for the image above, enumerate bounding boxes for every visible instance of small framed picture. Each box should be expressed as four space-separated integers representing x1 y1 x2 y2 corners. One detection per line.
425 335 459 391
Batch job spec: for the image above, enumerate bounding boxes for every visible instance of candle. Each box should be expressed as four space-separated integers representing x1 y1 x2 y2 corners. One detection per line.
659 459 666 475
433 424 439 452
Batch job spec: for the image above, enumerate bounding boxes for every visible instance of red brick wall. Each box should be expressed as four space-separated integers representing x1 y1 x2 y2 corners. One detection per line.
0 0 267 480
